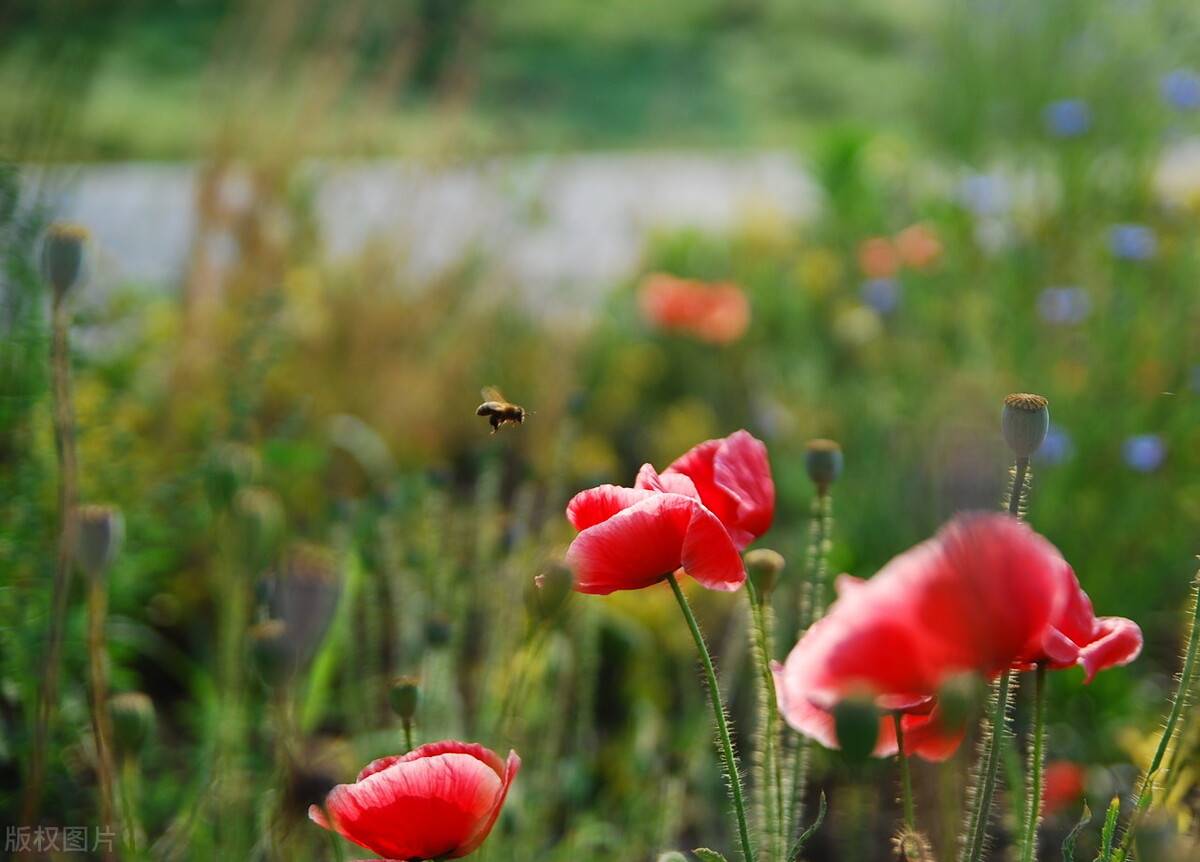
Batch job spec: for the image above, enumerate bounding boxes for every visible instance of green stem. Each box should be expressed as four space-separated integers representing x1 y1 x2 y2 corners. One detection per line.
746 580 783 859
1114 568 1200 861
667 572 755 862
1007 457 1029 517
894 712 916 832
87 576 117 860
1020 663 1047 862
402 720 415 754
22 296 80 830
789 489 832 833
960 669 1014 862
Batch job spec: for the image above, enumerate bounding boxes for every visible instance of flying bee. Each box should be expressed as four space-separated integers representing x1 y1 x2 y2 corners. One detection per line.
476 386 528 434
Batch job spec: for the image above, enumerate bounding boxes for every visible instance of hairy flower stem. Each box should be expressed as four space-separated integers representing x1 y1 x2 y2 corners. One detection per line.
746 580 784 859
1006 457 1030 518
22 295 80 830
961 669 1014 862
1113 567 1200 861
667 573 755 862
789 488 834 832
894 712 916 832
1019 663 1047 862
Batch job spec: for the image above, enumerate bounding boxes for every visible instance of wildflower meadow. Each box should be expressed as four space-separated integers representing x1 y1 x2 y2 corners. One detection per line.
3 2 1200 860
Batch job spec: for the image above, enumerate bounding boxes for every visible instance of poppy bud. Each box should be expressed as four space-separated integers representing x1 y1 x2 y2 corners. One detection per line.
259 544 341 670
388 677 420 723
936 673 984 733
41 222 88 301
75 504 124 579
526 562 574 621
205 442 261 509
1001 393 1049 458
425 614 452 648
233 486 285 569
108 692 155 760
805 439 844 491
832 695 879 763
744 548 785 597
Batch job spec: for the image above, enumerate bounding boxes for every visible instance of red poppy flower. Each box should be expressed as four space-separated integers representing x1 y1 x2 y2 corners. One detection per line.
857 237 900 279
565 470 745 595
1041 761 1086 817
649 430 774 550
1025 565 1142 682
638 273 751 345
309 741 519 861
894 223 943 270
774 514 1071 759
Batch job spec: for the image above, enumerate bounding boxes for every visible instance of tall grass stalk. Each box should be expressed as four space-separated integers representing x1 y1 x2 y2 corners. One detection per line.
666 572 755 862
22 288 80 828
1112 566 1200 861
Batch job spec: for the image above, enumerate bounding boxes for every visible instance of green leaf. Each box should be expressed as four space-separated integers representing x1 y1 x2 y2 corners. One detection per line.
787 791 827 861
1062 802 1091 861
1094 796 1120 862
692 849 729 862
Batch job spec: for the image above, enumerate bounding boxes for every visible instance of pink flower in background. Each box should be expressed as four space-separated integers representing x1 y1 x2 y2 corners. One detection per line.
638 273 750 345
310 741 519 860
895 223 943 270
857 236 900 278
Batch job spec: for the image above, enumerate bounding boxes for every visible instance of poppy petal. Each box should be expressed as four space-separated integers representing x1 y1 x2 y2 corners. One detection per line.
566 493 744 594
313 751 504 860
1078 617 1143 683
566 485 655 531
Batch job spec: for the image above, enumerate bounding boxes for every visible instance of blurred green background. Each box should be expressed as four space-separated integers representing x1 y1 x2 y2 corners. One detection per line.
2 1 1200 860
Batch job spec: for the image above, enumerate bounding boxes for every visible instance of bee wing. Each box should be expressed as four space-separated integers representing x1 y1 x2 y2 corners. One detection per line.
480 385 507 403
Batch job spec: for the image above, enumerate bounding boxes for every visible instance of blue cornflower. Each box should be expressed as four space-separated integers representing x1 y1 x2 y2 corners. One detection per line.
1037 286 1091 325
860 278 901 316
1044 99 1092 138
1162 70 1200 111
1122 434 1167 473
1035 424 1074 466
1109 224 1157 261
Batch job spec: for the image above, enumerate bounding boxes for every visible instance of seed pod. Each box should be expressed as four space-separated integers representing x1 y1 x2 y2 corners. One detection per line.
805 439 844 491
388 677 420 723
75 504 124 578
41 222 88 301
1001 393 1049 458
832 695 879 764
108 692 155 760
744 548 785 598
258 544 341 671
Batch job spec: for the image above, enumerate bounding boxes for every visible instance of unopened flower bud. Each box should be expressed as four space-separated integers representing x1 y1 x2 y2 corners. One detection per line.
425 614 452 648
388 677 420 723
233 486 285 568
832 695 880 764
1001 393 1049 458
657 853 689 862
205 442 261 509
41 222 88 301
805 439 844 491
75 504 124 578
108 692 155 759
526 562 574 621
936 673 984 733
744 548 785 597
